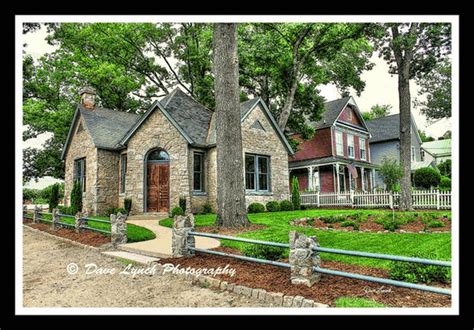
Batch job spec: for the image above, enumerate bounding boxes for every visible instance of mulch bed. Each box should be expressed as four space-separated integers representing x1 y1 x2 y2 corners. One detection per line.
294 215 451 233
24 220 110 247
163 248 451 308
195 224 266 235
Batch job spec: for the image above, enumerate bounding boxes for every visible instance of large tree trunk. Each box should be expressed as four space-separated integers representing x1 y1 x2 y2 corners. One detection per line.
213 23 250 228
398 65 413 210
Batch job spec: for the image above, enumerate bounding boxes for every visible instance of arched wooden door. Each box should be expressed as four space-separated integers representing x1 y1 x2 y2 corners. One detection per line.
146 149 170 213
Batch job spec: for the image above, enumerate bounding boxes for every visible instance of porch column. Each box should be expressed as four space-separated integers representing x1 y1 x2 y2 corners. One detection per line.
348 166 353 191
372 168 376 191
335 164 340 193
307 166 313 191
361 166 365 191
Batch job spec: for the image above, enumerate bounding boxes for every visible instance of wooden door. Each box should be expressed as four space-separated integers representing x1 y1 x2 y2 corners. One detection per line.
147 163 169 212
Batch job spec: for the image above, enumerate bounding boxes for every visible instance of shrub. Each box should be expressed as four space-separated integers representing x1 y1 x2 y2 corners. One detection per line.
58 205 75 215
23 188 39 201
105 207 128 216
413 167 441 189
179 196 187 213
440 176 451 190
378 157 404 191
291 176 301 210
124 198 132 215
242 244 286 261
437 159 451 178
70 180 83 214
320 215 346 224
389 252 451 284
248 202 265 213
116 208 127 215
427 220 445 228
48 183 60 212
265 201 280 212
171 206 185 217
279 200 294 211
341 220 359 230
202 202 213 214
40 183 65 201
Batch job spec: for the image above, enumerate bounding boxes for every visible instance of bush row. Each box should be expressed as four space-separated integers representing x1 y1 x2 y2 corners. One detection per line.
247 200 297 213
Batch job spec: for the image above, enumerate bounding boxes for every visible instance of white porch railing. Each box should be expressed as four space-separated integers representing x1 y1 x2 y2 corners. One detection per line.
298 189 451 209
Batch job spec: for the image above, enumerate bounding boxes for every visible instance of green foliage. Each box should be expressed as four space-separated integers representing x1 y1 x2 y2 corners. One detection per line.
374 214 402 231
23 188 40 201
413 167 441 189
179 196 187 214
418 130 435 143
265 201 280 212
48 183 60 212
320 215 346 224
124 198 132 215
378 157 404 191
341 220 360 230
242 244 286 261
439 176 451 190
171 206 185 217
437 159 451 178
58 205 76 215
248 203 265 214
202 202 213 214
291 176 301 210
335 297 386 308
279 200 294 211
39 183 65 200
362 104 392 121
105 207 128 216
389 252 451 284
427 221 445 228
70 180 82 214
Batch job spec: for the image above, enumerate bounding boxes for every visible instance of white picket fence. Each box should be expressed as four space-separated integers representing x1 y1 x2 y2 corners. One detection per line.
299 189 451 209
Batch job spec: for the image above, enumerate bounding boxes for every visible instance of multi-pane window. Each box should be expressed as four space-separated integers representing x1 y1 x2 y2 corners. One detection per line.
193 152 204 191
245 154 270 192
360 137 366 160
73 158 86 192
120 154 127 194
347 134 355 158
335 131 344 156
411 146 416 161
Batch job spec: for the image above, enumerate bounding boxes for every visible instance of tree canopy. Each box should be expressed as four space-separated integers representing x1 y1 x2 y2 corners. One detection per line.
361 104 392 121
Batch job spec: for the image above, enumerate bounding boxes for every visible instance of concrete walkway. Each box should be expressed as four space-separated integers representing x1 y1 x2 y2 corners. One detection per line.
118 217 220 258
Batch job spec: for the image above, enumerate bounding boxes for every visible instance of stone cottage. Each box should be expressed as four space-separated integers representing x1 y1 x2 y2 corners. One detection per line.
62 87 294 216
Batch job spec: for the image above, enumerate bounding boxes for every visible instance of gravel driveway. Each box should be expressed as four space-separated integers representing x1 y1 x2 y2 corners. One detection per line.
23 229 271 308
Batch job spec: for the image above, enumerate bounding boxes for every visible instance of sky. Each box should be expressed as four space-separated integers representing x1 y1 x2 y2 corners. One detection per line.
22 25 451 189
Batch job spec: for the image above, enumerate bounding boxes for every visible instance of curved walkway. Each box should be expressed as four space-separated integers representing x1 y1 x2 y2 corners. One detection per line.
118 218 220 258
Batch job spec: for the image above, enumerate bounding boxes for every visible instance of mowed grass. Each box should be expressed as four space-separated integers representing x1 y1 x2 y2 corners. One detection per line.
159 209 451 269
32 213 156 243
334 297 386 308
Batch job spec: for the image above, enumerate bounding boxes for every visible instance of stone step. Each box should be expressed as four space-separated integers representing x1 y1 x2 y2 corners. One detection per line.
101 250 161 265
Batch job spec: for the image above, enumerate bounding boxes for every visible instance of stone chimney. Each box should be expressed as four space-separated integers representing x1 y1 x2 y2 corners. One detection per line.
79 86 96 110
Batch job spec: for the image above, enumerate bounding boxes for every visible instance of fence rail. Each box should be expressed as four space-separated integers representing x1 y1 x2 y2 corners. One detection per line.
188 231 451 296
299 189 451 209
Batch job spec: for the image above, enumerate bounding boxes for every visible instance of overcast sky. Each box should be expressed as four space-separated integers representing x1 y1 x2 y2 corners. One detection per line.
22 25 451 189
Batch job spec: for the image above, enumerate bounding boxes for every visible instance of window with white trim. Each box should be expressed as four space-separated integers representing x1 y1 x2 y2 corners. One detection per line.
347 134 355 158
335 130 344 156
360 137 366 160
411 146 416 161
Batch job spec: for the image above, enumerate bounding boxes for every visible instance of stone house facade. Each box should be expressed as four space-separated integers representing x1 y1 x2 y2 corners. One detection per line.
62 87 293 216
289 96 376 193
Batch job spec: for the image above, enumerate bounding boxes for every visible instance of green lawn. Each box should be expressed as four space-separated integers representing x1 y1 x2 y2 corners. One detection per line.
33 213 155 243
159 209 451 269
334 297 386 308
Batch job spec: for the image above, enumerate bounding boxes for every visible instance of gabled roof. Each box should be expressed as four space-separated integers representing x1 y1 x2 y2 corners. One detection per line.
61 105 140 159
366 113 422 144
421 139 451 157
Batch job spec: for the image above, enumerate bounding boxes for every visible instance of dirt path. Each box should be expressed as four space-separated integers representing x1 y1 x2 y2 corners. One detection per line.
22 229 271 308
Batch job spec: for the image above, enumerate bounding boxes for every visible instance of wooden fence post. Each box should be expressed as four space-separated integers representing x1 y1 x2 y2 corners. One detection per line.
389 192 393 209
436 189 440 210
350 190 355 208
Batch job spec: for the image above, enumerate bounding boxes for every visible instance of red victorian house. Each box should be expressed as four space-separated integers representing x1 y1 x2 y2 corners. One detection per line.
289 96 376 193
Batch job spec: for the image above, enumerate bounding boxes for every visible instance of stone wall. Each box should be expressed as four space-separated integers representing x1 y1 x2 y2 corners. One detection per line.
95 149 120 215
125 108 190 215
64 115 98 215
241 104 290 205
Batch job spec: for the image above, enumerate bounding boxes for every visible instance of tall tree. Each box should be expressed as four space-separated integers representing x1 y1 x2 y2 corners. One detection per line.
213 23 250 228
373 23 451 210
418 129 435 142
362 104 392 121
415 58 452 120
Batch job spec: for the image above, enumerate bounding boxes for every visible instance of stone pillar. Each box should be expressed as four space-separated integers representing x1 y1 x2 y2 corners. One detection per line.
172 214 195 257
75 212 84 233
289 231 321 287
111 212 128 247
33 206 41 224
52 208 60 230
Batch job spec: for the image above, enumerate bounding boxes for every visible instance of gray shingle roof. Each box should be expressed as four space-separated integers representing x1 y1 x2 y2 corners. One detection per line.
365 114 400 143
162 88 213 146
309 96 351 129
79 105 140 149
